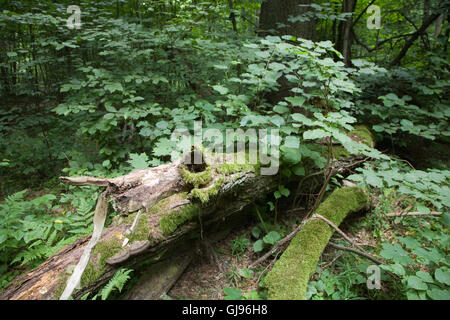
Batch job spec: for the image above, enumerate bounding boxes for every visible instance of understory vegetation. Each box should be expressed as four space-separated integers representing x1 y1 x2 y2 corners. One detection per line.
0 0 449 300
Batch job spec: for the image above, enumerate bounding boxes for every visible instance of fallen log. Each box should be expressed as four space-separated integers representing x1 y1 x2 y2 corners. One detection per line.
0 127 374 300
0 151 279 300
264 186 370 300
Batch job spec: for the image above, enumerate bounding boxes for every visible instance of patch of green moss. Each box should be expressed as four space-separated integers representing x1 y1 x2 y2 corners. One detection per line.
128 211 150 243
181 166 212 188
53 272 70 300
332 146 351 159
332 125 374 159
158 203 201 236
351 125 374 147
264 187 369 300
149 193 189 215
217 163 255 175
190 177 225 204
80 238 122 287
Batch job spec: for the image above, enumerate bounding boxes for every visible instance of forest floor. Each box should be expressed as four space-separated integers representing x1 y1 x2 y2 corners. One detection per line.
167 138 450 300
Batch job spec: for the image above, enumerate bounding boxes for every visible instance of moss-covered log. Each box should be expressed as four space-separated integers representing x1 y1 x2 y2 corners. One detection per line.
0 126 374 300
0 151 279 300
264 187 370 300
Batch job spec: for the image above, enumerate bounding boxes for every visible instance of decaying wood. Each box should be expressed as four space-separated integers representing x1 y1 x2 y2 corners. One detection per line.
385 211 442 217
0 151 280 300
0 147 365 300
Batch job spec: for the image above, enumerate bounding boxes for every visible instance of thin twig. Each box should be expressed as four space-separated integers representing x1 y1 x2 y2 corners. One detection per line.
328 242 384 265
168 200 191 211
386 211 442 217
253 203 269 233
249 217 309 269
256 249 282 284
312 213 367 253
320 253 344 272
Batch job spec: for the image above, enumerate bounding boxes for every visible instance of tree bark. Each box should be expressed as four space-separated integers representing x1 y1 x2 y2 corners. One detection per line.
337 0 357 67
0 146 366 300
259 0 316 40
0 152 279 300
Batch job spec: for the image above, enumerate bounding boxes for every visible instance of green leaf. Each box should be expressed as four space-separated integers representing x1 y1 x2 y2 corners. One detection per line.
380 243 412 264
103 113 115 120
251 226 261 239
263 231 281 245
223 287 243 300
293 165 305 176
102 160 111 168
435 268 450 285
416 271 434 284
212 85 229 95
416 203 430 214
398 236 421 250
156 121 169 130
286 96 306 107
365 171 384 188
128 153 149 170
104 82 123 93
280 146 302 164
440 213 450 227
0 234 7 245
303 129 331 140
270 115 285 127
380 263 405 277
153 138 175 157
253 240 264 253
238 268 254 279
274 105 289 114
284 136 300 149
407 276 428 291
291 113 315 126
278 185 290 197
427 287 450 300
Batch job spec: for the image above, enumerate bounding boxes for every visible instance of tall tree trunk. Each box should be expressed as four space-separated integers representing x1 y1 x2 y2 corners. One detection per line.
337 0 357 67
228 0 238 33
259 0 316 40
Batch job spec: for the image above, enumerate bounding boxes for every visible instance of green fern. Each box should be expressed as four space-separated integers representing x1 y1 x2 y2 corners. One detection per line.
99 268 133 300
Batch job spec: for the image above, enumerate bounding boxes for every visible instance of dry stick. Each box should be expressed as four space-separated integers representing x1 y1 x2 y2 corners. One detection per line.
253 157 372 269
320 253 344 272
291 169 326 210
386 211 442 217
328 242 384 265
253 203 269 233
256 249 282 284
252 158 367 268
312 213 367 253
168 200 191 211
305 164 334 220
292 156 369 210
250 215 312 269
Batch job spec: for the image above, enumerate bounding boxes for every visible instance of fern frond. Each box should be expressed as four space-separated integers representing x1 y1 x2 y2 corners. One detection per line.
100 268 133 300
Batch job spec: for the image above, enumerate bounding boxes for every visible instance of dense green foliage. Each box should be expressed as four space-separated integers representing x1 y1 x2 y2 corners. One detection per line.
0 0 448 300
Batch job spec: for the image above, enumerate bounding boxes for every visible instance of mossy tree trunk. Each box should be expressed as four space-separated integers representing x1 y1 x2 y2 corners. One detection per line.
0 152 279 300
0 127 373 300
264 187 370 300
